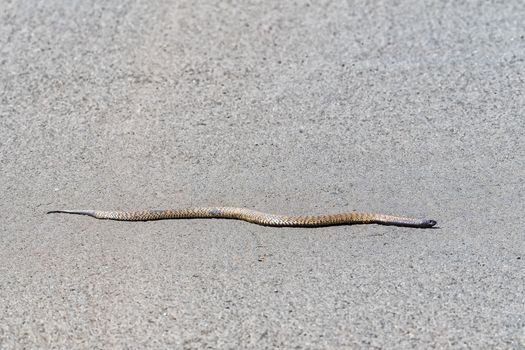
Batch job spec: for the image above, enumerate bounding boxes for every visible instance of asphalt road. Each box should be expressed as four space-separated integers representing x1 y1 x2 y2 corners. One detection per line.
1 0 524 349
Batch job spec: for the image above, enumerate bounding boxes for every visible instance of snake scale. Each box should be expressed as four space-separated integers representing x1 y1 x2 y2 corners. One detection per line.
48 207 437 228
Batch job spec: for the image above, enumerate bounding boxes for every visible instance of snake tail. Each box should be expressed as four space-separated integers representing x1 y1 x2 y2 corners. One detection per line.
47 210 98 217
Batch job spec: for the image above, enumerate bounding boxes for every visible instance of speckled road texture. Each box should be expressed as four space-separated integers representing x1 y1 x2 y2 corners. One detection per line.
1 1 524 349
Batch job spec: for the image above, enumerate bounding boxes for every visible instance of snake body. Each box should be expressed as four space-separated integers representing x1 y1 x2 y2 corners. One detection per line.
48 207 436 228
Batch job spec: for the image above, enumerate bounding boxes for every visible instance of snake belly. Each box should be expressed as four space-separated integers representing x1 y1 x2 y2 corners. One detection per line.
48 207 437 228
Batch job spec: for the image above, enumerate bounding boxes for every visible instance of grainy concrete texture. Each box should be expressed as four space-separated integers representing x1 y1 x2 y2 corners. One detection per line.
1 0 524 349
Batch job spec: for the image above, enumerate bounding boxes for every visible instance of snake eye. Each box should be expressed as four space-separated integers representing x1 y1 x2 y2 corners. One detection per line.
427 220 437 227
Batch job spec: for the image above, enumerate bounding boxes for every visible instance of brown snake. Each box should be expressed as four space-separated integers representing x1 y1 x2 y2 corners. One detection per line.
48 207 437 228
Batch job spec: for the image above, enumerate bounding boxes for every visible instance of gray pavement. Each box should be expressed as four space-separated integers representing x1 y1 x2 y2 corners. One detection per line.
1 0 524 348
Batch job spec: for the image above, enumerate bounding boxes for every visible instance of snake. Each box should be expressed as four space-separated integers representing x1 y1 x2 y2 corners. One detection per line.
47 207 437 228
